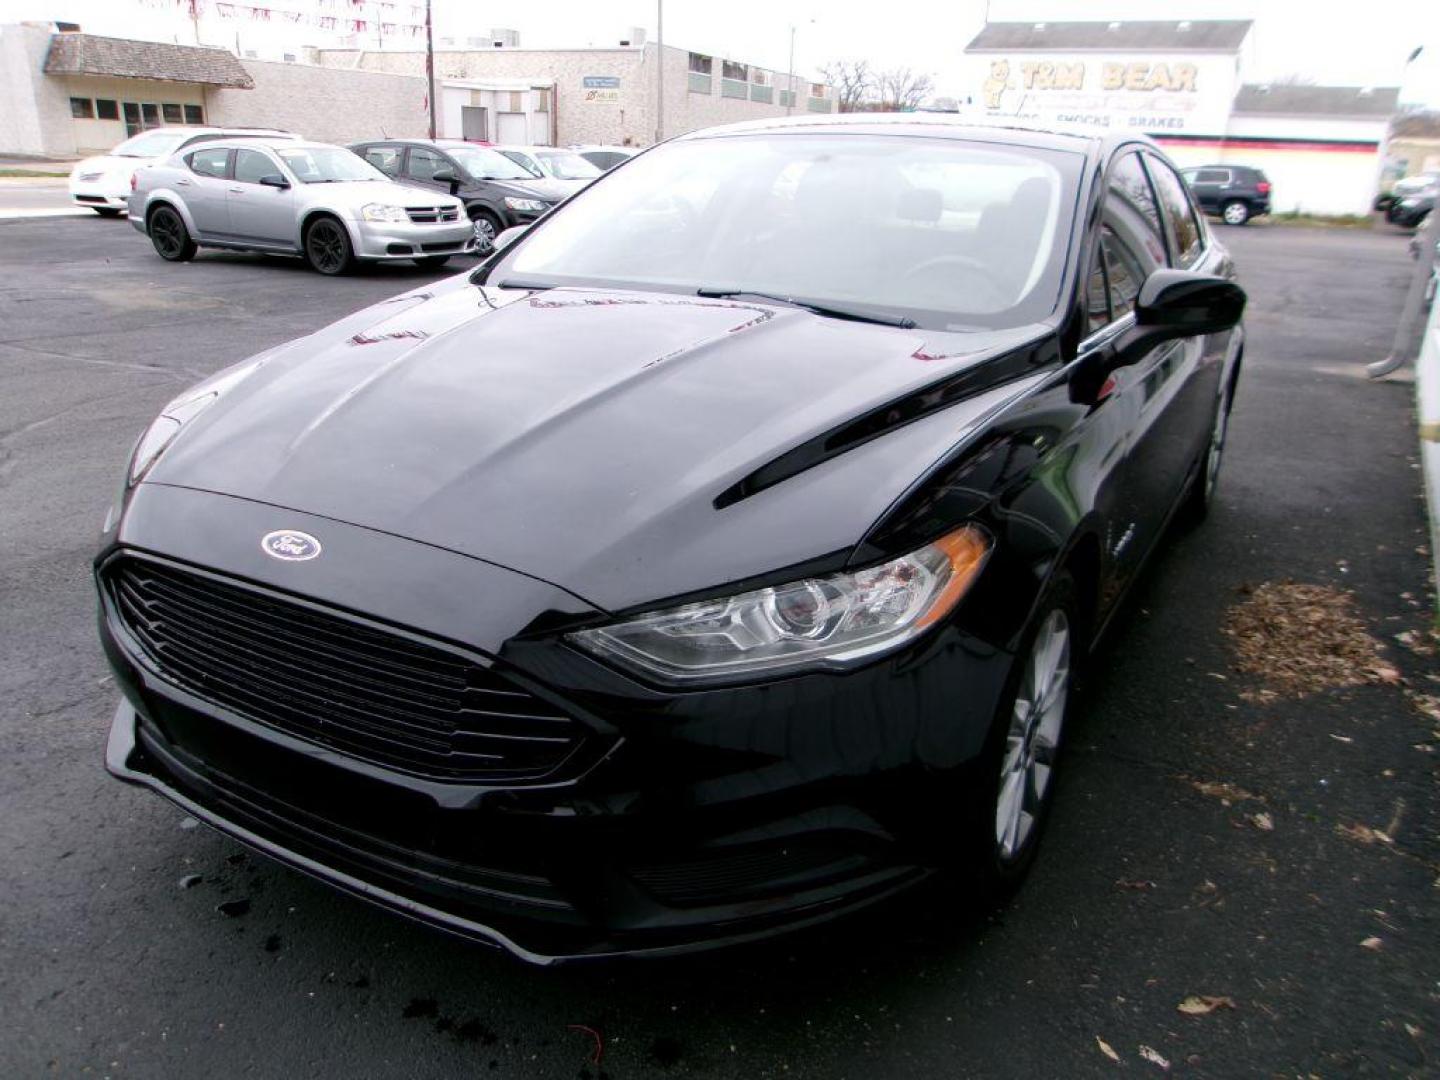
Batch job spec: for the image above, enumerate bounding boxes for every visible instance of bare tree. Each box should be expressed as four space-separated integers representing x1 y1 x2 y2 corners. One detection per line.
819 59 874 114
874 67 935 111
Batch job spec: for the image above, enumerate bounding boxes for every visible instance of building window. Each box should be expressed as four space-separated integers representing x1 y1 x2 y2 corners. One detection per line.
162 103 183 124
95 98 119 120
722 60 748 81
183 104 204 125
751 70 769 86
809 83 825 98
69 97 94 119
140 103 160 128
688 52 713 75
535 87 551 112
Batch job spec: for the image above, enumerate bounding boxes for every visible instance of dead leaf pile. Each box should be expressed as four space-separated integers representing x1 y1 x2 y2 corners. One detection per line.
1223 581 1393 698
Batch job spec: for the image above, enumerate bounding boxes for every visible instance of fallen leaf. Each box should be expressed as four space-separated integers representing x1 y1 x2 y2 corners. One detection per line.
1336 823 1393 846
1251 812 1275 832
1177 995 1236 1015
1360 936 1382 950
1139 1044 1171 1070
1116 879 1157 891
1187 778 1265 804
1096 1036 1120 1062
1329 733 1354 743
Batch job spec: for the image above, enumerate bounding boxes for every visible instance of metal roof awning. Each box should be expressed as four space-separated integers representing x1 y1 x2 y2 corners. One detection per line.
44 33 254 89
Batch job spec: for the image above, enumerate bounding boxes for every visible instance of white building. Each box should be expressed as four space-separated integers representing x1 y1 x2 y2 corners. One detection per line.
960 19 1398 215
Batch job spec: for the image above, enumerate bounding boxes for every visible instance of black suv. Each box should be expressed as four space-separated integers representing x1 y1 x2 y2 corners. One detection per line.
1180 165 1271 226
350 139 566 252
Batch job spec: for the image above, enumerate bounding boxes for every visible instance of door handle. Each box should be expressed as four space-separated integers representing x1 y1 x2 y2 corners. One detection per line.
175 178 192 186
228 187 244 194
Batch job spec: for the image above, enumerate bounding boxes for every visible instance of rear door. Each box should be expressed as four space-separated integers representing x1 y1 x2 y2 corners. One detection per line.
227 147 296 247
180 145 232 237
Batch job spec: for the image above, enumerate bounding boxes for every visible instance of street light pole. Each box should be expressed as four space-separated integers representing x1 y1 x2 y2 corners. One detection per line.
424 0 437 139
786 24 796 116
655 0 664 144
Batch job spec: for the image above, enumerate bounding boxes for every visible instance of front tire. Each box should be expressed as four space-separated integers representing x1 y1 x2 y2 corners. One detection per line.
1183 386 1232 523
952 573 1079 901
303 215 354 275
1221 200 1251 226
469 209 502 255
147 205 196 262
413 255 451 269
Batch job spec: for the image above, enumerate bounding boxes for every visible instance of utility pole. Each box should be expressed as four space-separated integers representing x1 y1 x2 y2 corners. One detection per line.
785 25 796 116
654 0 664 144
424 0 437 139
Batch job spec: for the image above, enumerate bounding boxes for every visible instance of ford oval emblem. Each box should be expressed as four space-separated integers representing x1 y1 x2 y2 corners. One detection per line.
261 529 322 562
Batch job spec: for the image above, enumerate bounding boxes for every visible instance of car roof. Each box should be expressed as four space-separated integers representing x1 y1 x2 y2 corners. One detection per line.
671 112 1137 157
353 138 495 150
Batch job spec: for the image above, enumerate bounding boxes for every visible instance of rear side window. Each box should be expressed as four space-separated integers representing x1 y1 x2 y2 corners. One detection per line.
187 146 230 179
1194 168 1228 183
1107 153 1167 270
363 146 402 177
1144 155 1205 269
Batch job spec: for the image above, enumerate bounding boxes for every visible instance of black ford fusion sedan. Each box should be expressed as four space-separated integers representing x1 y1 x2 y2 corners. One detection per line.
98 115 1245 964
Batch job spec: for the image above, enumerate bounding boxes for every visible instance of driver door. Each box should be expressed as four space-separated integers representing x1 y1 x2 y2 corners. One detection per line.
180 145 232 238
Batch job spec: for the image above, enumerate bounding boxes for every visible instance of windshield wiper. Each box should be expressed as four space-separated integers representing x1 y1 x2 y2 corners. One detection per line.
695 288 916 329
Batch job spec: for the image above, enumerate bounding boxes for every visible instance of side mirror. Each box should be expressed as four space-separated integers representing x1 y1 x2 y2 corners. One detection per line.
491 225 528 254
1072 269 1246 403
431 168 461 195
259 174 290 189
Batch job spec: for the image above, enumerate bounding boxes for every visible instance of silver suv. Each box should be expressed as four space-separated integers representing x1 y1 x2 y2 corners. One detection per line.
128 138 474 273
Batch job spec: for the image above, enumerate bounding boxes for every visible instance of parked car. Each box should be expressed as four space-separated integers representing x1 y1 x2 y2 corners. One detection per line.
128 138 473 273
68 126 296 216
495 145 603 194
350 138 564 253
1378 171 1439 214
99 116 1245 963
571 145 638 171
1386 173 1438 228
1180 164 1271 225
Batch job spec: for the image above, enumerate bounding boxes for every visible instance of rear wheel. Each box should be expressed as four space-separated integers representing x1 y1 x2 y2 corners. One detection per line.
147 205 196 262
413 255 451 269
304 216 354 275
1222 200 1251 226
93 207 124 218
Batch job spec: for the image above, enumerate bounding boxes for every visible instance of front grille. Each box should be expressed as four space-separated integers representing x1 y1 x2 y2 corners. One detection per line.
74 194 106 203
405 206 460 224
630 841 873 907
420 242 465 253
107 557 586 782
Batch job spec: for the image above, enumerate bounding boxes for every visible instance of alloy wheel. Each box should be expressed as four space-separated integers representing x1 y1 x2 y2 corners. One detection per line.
150 210 184 258
472 215 497 252
1204 398 1230 501
995 608 1070 862
306 221 347 274
1223 201 1249 226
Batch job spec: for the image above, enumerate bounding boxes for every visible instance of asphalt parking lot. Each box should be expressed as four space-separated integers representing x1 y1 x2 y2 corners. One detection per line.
2 217 1436 1078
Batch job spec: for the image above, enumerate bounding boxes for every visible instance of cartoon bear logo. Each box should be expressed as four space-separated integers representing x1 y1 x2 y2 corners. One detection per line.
983 60 1011 110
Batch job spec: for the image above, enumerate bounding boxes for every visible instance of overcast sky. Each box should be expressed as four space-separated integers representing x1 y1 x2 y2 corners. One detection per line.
10 0 1440 104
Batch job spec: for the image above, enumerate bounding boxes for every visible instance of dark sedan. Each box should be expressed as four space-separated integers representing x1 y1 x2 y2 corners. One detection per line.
351 139 564 252
99 116 1245 963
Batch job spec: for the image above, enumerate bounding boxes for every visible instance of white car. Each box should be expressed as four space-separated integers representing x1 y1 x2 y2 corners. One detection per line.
495 145 603 196
69 127 296 216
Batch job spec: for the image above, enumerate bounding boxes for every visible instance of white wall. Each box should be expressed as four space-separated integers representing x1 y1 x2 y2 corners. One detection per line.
0 24 75 156
208 59 428 143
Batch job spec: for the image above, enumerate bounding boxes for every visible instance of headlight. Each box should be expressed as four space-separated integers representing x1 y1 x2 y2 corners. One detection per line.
503 197 548 212
1400 197 1422 208
569 525 991 683
360 203 408 223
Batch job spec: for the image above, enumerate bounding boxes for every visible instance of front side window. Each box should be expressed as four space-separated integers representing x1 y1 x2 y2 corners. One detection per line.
498 133 1081 330
1144 155 1204 269
1101 226 1147 321
1107 152 1166 269
233 148 277 184
113 130 187 157
187 146 230 179
276 146 385 183
406 147 448 181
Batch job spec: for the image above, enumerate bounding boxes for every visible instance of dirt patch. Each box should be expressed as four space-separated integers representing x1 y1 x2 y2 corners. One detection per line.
1222 581 1395 698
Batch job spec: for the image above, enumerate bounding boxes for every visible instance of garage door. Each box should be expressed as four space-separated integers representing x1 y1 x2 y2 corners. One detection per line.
496 112 528 145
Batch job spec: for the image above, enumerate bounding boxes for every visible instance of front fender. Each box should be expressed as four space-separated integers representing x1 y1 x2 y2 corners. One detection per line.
294 205 364 253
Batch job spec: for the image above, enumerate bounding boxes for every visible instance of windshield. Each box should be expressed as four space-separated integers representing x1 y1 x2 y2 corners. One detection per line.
447 146 537 181
277 146 386 183
113 131 188 159
498 133 1079 330
538 151 602 180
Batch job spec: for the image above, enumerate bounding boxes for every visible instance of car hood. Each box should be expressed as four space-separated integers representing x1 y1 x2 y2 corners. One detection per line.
498 176 573 202
311 180 462 211
72 153 151 178
469 177 563 204
146 280 1047 611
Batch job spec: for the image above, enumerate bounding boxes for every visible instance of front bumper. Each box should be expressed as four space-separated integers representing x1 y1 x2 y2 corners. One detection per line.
98 484 1007 962
351 217 476 260
70 180 128 209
